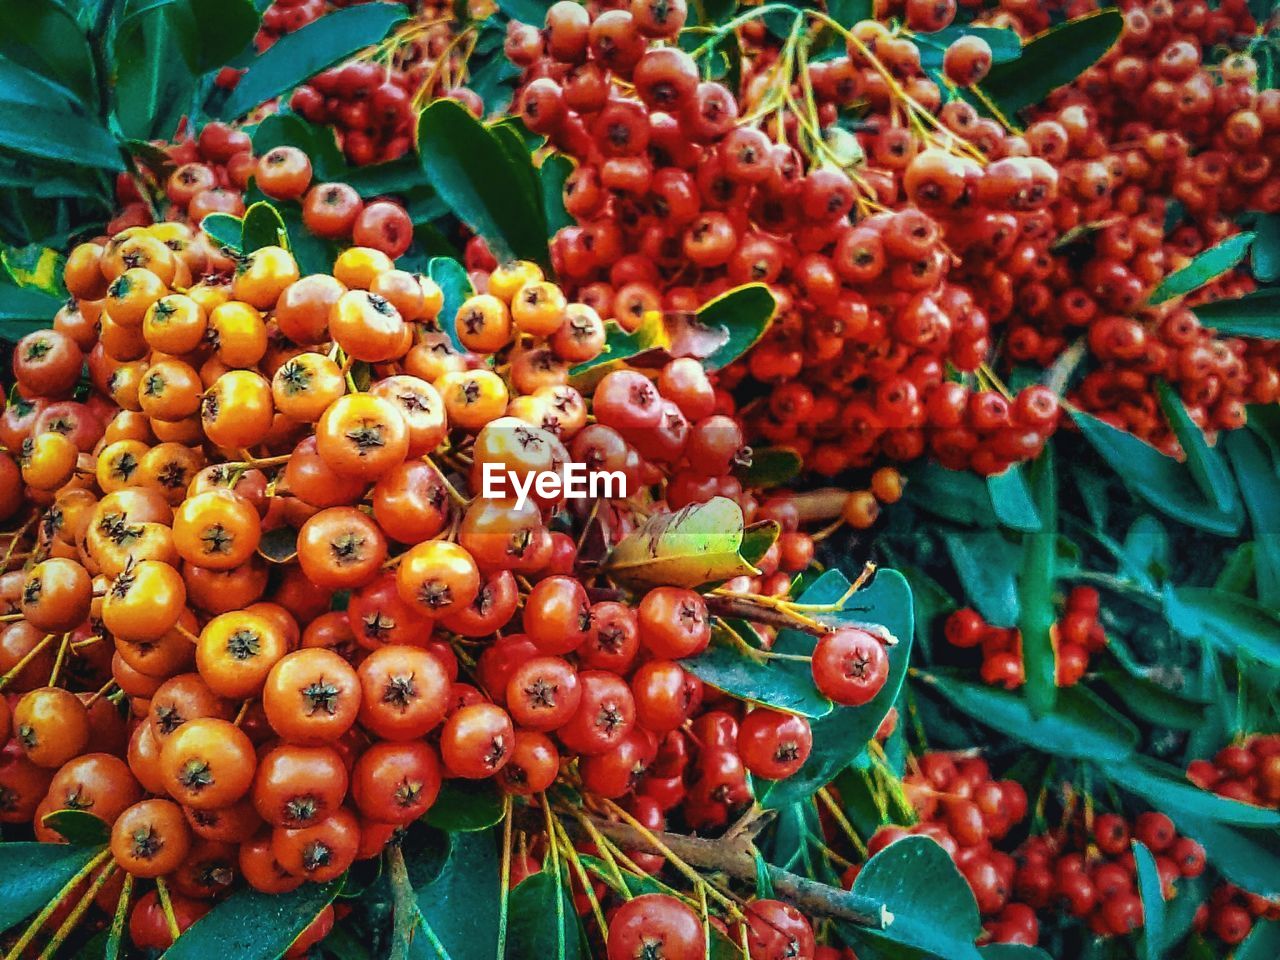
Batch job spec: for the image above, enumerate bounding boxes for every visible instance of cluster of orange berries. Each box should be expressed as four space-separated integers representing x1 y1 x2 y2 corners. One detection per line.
943 586 1107 689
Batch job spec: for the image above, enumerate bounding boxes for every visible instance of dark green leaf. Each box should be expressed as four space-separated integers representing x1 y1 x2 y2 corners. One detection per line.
941 529 1020 628
200 212 244 253
467 50 521 115
980 11 1122 117
0 283 62 337
0 843 103 934
187 0 259 72
736 447 803 489
979 947 1052 960
1071 409 1242 536
921 674 1138 761
758 569 914 808
506 870 581 960
696 283 778 371
1133 842 1166 960
405 829 500 960
686 622 834 718
217 4 410 120
0 58 80 113
241 201 288 252
0 0 95 103
274 201 338 276
540 154 574 239
1155 380 1241 517
1236 920 1280 960
113 1 197 141
344 154 428 198
914 26 1022 69
899 564 957 658
425 779 505 832
418 99 550 267
0 102 121 170
1214 541 1256 595
1226 429 1280 607
906 461 997 527
1193 288 1280 338
843 836 982 960
987 463 1041 532
493 0 552 24
1095 669 1208 731
1163 585 1280 666
1150 232 1255 304
1121 514 1170 588
1017 447 1057 717
426 257 473 352
42 809 110 845
1103 756 1280 828
1253 214 1280 283
826 0 872 25
161 882 340 959
577 855 665 898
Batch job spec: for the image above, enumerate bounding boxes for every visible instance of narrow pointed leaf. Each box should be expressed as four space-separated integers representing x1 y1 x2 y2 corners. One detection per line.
1150 232 1254 304
1225 429 1280 606
1193 288 1280 338
427 257 474 352
1163 586 1280 666
1017 446 1057 717
1133 842 1166 960
942 528 1020 627
0 843 104 934
1102 756 1280 828
160 879 342 959
1155 380 1240 517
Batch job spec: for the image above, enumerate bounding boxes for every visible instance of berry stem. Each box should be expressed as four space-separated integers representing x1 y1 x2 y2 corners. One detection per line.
0 632 56 691
154 876 181 943
2 848 111 960
38 862 119 960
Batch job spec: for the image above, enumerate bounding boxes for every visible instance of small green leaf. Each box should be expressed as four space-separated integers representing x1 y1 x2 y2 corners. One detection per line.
1071 409 1242 536
1253 214 1280 283
200 213 245 254
539 154 574 239
736 447 802 489
240 201 289 253
1193 288 1280 338
1017 447 1057 717
1133 841 1166 960
42 809 110 845
987 463 1042 532
0 283 63 339
567 312 668 387
1163 586 1280 666
506 870 582 960
418 98 550 267
695 283 778 371
979 11 1122 117
0 843 104 934
685 622 834 718
1102 756 1280 828
941 529 1020 628
425 779 505 832
1121 514 1170 588
427 257 474 353
1155 380 1241 517
921 673 1138 762
1225 429 1280 607
1150 232 1255 304
216 4 411 120
605 496 761 589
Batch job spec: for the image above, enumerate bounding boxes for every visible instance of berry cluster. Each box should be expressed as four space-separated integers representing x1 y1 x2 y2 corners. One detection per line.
1187 734 1280 808
943 586 1107 689
1193 882 1280 947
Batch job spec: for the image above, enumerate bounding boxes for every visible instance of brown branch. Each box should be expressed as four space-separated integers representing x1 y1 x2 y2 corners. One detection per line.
705 596 828 636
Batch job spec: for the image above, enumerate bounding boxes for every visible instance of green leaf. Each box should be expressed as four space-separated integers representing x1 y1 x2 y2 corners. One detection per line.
686 622 834 718
567 312 668 387
577 855 665 898
1163 586 1280 666
1017 447 1057 717
1225 429 1280 607
493 0 553 24
250 112 346 181
736 447 803 489
506 870 581 960
217 4 411 120
345 154 428 198
160 879 341 959
987 463 1042 532
42 809 110 845
418 98 550 267
605 496 762 589
1237 920 1280 960
979 10 1122 117
427 257 474 352
539 154 574 239
914 26 1022 68
1094 669 1208 731
906 461 997 527
0 843 103 934
695 283 778 371
405 828 500 960
1121 514 1170 588
842 836 982 960
113 1 197 141
1071 409 1242 536
1103 756 1280 828
241 201 288 253
1157 817 1280 899
0 283 63 338
187 0 259 72
1253 214 1280 283
1133 842 1166 960
1193 288 1280 338
1155 380 1241 517
0 0 96 103
1150 231 1255 304
941 529 1020 627
758 568 914 808
200 212 245 253
979 948 1052 960
0 101 122 170
424 779 505 832
921 674 1138 762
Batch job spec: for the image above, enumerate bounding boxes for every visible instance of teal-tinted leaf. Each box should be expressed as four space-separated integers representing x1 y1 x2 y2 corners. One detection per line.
468 49 521 115
0 103 122 170
987 463 1041 532
1095 669 1208 731
1121 514 1170 588
506 870 582 960
344 154 427 198
980 11 1122 117
217 4 410 120
843 837 982 960
1236 920 1280 960
1071 410 1242 536
1164 585 1280 666
1133 842 1166 960
1155 380 1240 517
274 200 338 276
0 282 62 337
696 283 778 371
1253 214 1280 283
567 312 667 385
1151 232 1255 304
426 256 473 353
42 809 110 845
1103 756 1280 828
1157 818 1280 899
161 879 341 959
899 565 957 657
914 26 1021 68
540 154 574 239
0 843 103 934
941 529 1020 628
1193 288 1280 338
980 947 1052 960
758 569 913 808
0 0 95 103
405 828 500 960
494 0 553 24
1214 541 1256 595
418 99 550 267
1017 447 1057 717
250 112 346 181
906 462 997 526
187 0 259 72
0 59 81 113
199 212 244 253
736 447 802 489
241 201 288 252
1225 429 1280 607
685 622 834 718
921 673 1138 761
424 779 504 832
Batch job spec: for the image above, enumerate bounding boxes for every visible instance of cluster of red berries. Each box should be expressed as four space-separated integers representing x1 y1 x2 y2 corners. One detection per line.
1193 881 1280 947
290 61 423 167
1187 734 1280 808
1013 810 1205 939
943 586 1107 689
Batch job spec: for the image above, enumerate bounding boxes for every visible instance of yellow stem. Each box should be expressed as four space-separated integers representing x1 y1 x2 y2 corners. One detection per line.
3 848 111 960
